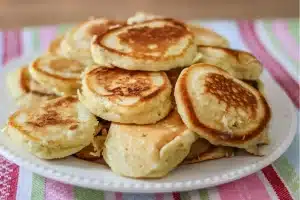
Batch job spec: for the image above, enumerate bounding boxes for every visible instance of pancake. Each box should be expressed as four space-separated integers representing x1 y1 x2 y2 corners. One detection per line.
198 46 263 80
79 66 172 124
188 25 229 47
48 35 64 55
6 96 99 159
102 110 198 178
91 18 199 71
29 54 85 96
75 119 110 160
183 138 234 164
175 63 271 154
127 12 162 25
60 18 124 66
6 66 57 107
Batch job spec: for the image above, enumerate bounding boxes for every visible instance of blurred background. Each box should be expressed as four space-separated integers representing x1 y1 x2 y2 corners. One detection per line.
0 0 299 28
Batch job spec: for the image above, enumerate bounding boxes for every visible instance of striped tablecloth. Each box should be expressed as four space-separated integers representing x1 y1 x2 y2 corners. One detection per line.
0 19 299 200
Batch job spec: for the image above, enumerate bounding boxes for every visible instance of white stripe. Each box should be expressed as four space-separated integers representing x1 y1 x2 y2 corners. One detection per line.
257 171 278 200
16 167 33 200
0 31 3 66
104 191 115 200
21 28 34 55
208 187 221 200
189 190 200 200
255 21 298 80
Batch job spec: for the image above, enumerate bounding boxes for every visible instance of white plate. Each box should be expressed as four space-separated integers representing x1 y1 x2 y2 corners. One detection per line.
0 54 297 193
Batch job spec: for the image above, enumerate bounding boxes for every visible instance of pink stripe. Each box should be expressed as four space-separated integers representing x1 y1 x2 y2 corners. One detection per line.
3 30 22 65
45 178 74 200
39 26 57 51
218 173 272 200
0 30 22 200
272 21 300 61
238 20 300 108
155 193 164 200
115 192 123 200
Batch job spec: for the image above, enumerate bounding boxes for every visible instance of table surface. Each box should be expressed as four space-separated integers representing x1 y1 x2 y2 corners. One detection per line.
0 0 299 28
0 19 299 200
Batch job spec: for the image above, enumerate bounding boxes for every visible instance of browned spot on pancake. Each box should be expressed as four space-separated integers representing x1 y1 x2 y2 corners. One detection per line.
88 20 124 36
89 68 153 96
27 110 77 128
118 25 188 56
48 96 78 108
49 58 84 73
205 73 257 117
20 67 30 93
69 124 78 130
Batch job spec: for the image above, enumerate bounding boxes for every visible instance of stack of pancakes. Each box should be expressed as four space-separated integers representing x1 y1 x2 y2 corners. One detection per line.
5 12 271 178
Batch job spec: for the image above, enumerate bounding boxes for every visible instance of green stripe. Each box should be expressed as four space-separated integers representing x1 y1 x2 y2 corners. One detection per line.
31 174 45 200
262 21 298 68
199 189 209 200
180 192 191 200
273 156 300 200
57 24 74 35
31 28 41 51
287 20 299 44
74 187 104 200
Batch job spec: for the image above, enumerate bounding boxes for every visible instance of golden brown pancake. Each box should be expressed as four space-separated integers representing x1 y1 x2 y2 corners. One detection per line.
79 66 172 124
7 96 99 159
91 18 198 71
47 35 64 55
183 138 234 164
188 25 229 47
60 18 124 66
198 46 263 80
102 110 198 178
29 55 85 95
6 66 57 108
175 63 271 154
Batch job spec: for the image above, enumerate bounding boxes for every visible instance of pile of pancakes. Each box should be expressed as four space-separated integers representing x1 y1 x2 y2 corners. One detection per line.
5 12 271 178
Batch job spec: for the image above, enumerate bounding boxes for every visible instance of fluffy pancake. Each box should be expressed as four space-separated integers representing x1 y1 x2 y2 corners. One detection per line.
175 63 271 153
91 18 198 71
103 110 198 178
29 54 85 96
79 66 172 124
183 138 234 164
198 46 263 80
127 12 162 25
188 25 229 47
6 66 57 107
48 35 64 55
6 96 99 159
60 18 124 66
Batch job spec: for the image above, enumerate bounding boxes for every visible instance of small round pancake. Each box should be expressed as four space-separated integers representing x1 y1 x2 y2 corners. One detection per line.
6 66 57 107
29 54 85 96
188 24 229 47
198 46 263 80
127 12 162 25
183 138 234 164
91 18 198 71
79 66 172 124
103 110 198 178
47 35 64 55
7 96 99 159
175 64 271 152
60 18 124 66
